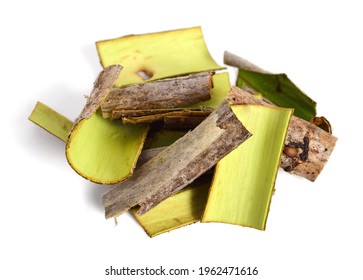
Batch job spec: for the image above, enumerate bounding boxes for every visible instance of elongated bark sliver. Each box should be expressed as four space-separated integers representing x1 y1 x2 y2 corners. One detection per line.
102 101 252 219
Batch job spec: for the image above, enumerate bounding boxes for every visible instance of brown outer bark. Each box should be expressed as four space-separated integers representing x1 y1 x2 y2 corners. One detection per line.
102 101 252 218
228 87 337 181
101 72 214 118
73 65 122 124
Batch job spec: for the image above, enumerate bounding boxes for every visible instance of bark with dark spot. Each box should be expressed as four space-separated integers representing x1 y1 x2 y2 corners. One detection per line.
228 86 337 181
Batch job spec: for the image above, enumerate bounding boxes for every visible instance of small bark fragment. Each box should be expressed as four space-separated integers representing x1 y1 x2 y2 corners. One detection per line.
101 72 214 118
228 86 337 181
102 101 252 219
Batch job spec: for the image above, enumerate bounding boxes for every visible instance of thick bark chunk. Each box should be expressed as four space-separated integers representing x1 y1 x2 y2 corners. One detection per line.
228 87 337 181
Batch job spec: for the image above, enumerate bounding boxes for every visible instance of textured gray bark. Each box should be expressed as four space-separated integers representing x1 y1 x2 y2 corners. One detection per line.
102 101 252 219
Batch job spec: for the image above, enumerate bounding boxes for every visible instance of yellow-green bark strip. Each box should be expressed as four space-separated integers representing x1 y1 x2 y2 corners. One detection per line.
202 105 293 230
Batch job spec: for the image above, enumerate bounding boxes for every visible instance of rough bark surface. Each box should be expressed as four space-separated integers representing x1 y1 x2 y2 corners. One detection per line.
101 72 214 118
74 65 122 123
102 101 252 219
228 87 337 181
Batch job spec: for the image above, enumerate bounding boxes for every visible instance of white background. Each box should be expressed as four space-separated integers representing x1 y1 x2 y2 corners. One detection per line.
2 0 362 279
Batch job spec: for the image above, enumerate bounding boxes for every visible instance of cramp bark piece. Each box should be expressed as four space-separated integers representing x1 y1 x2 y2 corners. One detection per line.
101 72 214 118
228 86 337 181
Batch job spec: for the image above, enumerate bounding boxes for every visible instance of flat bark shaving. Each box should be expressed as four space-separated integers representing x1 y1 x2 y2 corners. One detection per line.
228 87 337 181
102 101 252 219
224 51 271 74
74 65 122 124
101 72 214 118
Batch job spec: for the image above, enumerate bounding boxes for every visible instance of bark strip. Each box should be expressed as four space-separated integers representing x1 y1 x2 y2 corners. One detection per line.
228 87 337 181
102 101 252 219
101 71 214 118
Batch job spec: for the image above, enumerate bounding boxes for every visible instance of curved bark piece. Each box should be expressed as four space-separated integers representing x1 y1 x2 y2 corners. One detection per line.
228 86 337 181
102 101 252 219
66 65 149 184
